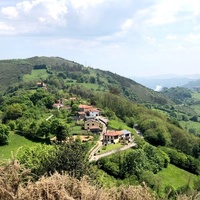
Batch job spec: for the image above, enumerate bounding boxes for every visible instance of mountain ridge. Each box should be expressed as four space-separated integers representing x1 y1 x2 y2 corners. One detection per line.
0 56 172 105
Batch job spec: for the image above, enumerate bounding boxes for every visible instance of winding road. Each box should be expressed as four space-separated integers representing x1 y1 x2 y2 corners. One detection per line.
89 142 136 162
88 126 143 162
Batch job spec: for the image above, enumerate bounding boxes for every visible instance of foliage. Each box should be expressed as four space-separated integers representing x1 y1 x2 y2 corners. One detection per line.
161 87 192 104
3 103 23 122
0 123 9 145
50 119 69 142
97 146 169 180
18 141 89 178
160 147 200 175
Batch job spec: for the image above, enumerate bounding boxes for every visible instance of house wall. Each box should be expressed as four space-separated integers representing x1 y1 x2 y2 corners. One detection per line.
88 111 100 117
104 135 120 143
84 120 100 130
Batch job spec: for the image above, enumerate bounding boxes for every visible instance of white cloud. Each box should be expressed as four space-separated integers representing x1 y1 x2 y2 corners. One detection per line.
43 0 68 20
187 33 200 41
143 36 156 44
1 6 18 18
121 19 133 31
39 17 46 23
16 1 33 13
166 34 177 40
70 0 106 9
0 21 15 35
1 0 68 25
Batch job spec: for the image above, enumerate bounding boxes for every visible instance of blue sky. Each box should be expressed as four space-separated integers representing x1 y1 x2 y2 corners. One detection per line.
0 0 200 77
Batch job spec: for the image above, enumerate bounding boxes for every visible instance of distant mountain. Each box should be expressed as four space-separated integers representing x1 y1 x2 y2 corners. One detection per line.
0 56 173 105
131 75 200 90
183 79 200 91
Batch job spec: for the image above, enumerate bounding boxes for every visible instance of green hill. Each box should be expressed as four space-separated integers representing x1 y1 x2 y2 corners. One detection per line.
0 56 172 105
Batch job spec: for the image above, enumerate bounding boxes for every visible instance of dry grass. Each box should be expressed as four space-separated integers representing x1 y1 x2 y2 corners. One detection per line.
0 161 155 200
0 161 200 200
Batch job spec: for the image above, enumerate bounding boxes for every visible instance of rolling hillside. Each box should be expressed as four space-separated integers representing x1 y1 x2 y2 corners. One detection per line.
0 56 172 105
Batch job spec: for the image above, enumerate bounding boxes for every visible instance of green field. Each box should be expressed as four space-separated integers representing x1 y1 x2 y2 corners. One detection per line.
23 69 49 82
98 143 122 154
156 164 197 193
0 132 40 161
108 119 135 134
179 120 200 135
75 82 106 91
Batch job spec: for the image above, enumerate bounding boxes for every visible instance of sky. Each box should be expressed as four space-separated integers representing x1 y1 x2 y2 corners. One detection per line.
0 0 200 78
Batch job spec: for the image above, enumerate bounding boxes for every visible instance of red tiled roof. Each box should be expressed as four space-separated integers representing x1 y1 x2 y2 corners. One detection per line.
88 108 99 112
79 104 93 109
105 130 123 136
78 112 86 115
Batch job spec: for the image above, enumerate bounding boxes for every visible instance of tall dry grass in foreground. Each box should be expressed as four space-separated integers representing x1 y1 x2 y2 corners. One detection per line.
0 160 200 200
0 160 155 200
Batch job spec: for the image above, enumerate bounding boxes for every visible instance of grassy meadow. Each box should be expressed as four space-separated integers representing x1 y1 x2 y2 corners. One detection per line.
156 164 198 194
23 69 49 82
0 132 41 161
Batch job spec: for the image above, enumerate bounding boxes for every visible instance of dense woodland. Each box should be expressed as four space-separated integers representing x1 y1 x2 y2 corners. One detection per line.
0 57 200 199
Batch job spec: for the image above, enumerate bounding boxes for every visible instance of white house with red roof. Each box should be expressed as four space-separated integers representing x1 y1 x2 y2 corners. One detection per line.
103 130 132 144
103 130 123 144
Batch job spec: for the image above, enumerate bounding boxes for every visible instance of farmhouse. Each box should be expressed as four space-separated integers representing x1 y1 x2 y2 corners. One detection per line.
103 130 123 144
79 104 93 112
84 119 101 133
103 130 132 144
85 108 101 117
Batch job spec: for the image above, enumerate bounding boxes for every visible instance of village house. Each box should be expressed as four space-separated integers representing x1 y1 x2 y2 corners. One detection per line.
77 104 101 120
121 130 132 142
36 81 46 88
85 108 101 117
79 104 93 112
69 97 78 101
103 130 123 144
77 111 86 120
52 103 63 109
52 99 63 109
103 130 132 144
84 119 101 133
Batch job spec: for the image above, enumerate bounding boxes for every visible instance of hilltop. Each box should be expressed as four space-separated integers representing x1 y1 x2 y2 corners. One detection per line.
0 56 172 105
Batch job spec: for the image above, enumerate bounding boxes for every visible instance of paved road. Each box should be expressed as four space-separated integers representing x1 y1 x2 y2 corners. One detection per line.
89 142 136 162
88 126 141 162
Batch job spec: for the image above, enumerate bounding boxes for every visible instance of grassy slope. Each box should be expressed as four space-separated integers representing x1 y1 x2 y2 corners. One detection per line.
156 164 197 191
108 119 136 134
179 120 200 135
23 69 49 82
0 132 40 161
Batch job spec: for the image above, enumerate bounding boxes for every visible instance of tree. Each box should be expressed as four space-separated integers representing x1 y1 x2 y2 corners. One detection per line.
123 149 149 178
4 103 23 121
71 104 79 114
50 119 69 142
89 76 96 83
18 142 89 178
37 120 51 139
0 124 9 145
